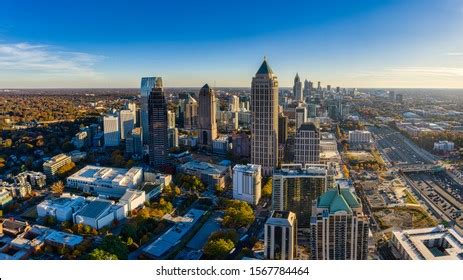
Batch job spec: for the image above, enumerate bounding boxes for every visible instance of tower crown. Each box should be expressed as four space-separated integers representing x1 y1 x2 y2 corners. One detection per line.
256 58 273 75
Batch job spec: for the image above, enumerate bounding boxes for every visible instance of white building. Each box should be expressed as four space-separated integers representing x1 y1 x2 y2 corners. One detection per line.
73 198 125 230
433 140 454 152
119 189 145 212
37 195 86 222
66 165 143 198
391 225 463 260
232 164 261 205
43 154 72 177
295 104 307 130
167 110 176 129
264 210 297 260
119 110 135 140
104 115 120 147
348 130 372 145
229 95 240 112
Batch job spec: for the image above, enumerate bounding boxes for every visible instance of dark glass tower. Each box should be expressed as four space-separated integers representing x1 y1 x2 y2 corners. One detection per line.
148 77 168 168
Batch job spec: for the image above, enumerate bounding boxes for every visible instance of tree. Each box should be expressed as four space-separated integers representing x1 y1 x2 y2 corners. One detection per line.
51 181 65 196
203 238 235 259
98 235 129 259
88 248 118 260
262 178 272 198
222 200 255 229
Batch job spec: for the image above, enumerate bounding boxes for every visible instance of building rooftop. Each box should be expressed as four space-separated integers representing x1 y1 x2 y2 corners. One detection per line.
317 186 361 214
274 164 327 177
67 165 142 188
256 58 273 75
180 160 228 176
392 226 463 260
233 164 261 174
74 199 112 219
45 230 83 248
143 209 206 258
265 211 296 227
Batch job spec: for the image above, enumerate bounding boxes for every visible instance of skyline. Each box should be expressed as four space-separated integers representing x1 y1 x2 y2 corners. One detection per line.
1 0 463 88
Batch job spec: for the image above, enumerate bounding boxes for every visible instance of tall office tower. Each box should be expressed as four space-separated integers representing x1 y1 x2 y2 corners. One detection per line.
167 127 179 148
308 103 317 118
229 95 240 112
232 164 262 205
310 185 369 260
198 84 218 148
103 115 120 147
126 102 138 126
272 164 327 227
183 95 198 130
140 77 157 145
148 77 168 169
303 79 310 99
295 103 307 130
264 211 297 260
336 86 340 93
317 81 321 91
294 122 320 165
251 58 279 176
327 85 331 92
293 73 302 102
278 113 288 145
167 110 176 129
119 109 135 140
125 127 142 157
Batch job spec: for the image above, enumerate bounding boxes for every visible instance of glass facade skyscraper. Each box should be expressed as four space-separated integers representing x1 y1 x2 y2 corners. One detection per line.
140 77 157 145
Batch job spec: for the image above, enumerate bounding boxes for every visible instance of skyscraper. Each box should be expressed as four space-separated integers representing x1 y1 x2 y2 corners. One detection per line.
183 94 198 130
278 113 288 145
198 84 218 148
167 110 176 129
103 115 120 147
140 77 157 145
229 95 240 112
251 58 279 176
310 185 369 260
119 109 135 140
294 122 320 165
148 77 168 169
293 73 302 102
272 164 328 227
295 103 307 130
303 79 310 99
264 211 297 260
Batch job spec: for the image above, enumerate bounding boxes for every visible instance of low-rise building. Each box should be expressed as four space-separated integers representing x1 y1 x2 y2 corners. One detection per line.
391 225 463 260
0 188 13 209
232 164 261 205
66 165 143 198
179 160 229 189
73 198 125 230
43 154 72 178
119 189 145 212
14 171 46 189
348 130 372 149
212 136 230 155
37 195 86 222
433 140 455 152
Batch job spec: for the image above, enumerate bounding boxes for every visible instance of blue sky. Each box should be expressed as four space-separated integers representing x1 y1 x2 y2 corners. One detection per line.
1 0 463 88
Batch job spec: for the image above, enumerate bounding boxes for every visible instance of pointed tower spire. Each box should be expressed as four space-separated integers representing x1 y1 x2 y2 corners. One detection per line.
256 57 273 75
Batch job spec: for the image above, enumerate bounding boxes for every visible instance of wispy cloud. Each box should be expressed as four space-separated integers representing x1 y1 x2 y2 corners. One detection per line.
446 52 463 56
352 66 463 78
0 42 104 77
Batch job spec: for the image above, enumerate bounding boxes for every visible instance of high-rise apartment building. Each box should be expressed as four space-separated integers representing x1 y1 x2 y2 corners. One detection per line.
198 84 218 148
272 164 328 227
184 95 198 130
119 109 135 140
229 95 240 112
294 122 320 165
140 77 157 145
251 58 279 176
303 79 310 99
103 115 120 147
278 113 288 145
125 127 142 157
310 185 369 260
167 110 176 129
167 127 179 149
264 211 297 260
293 73 302 102
232 164 262 205
295 103 307 130
148 77 168 169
